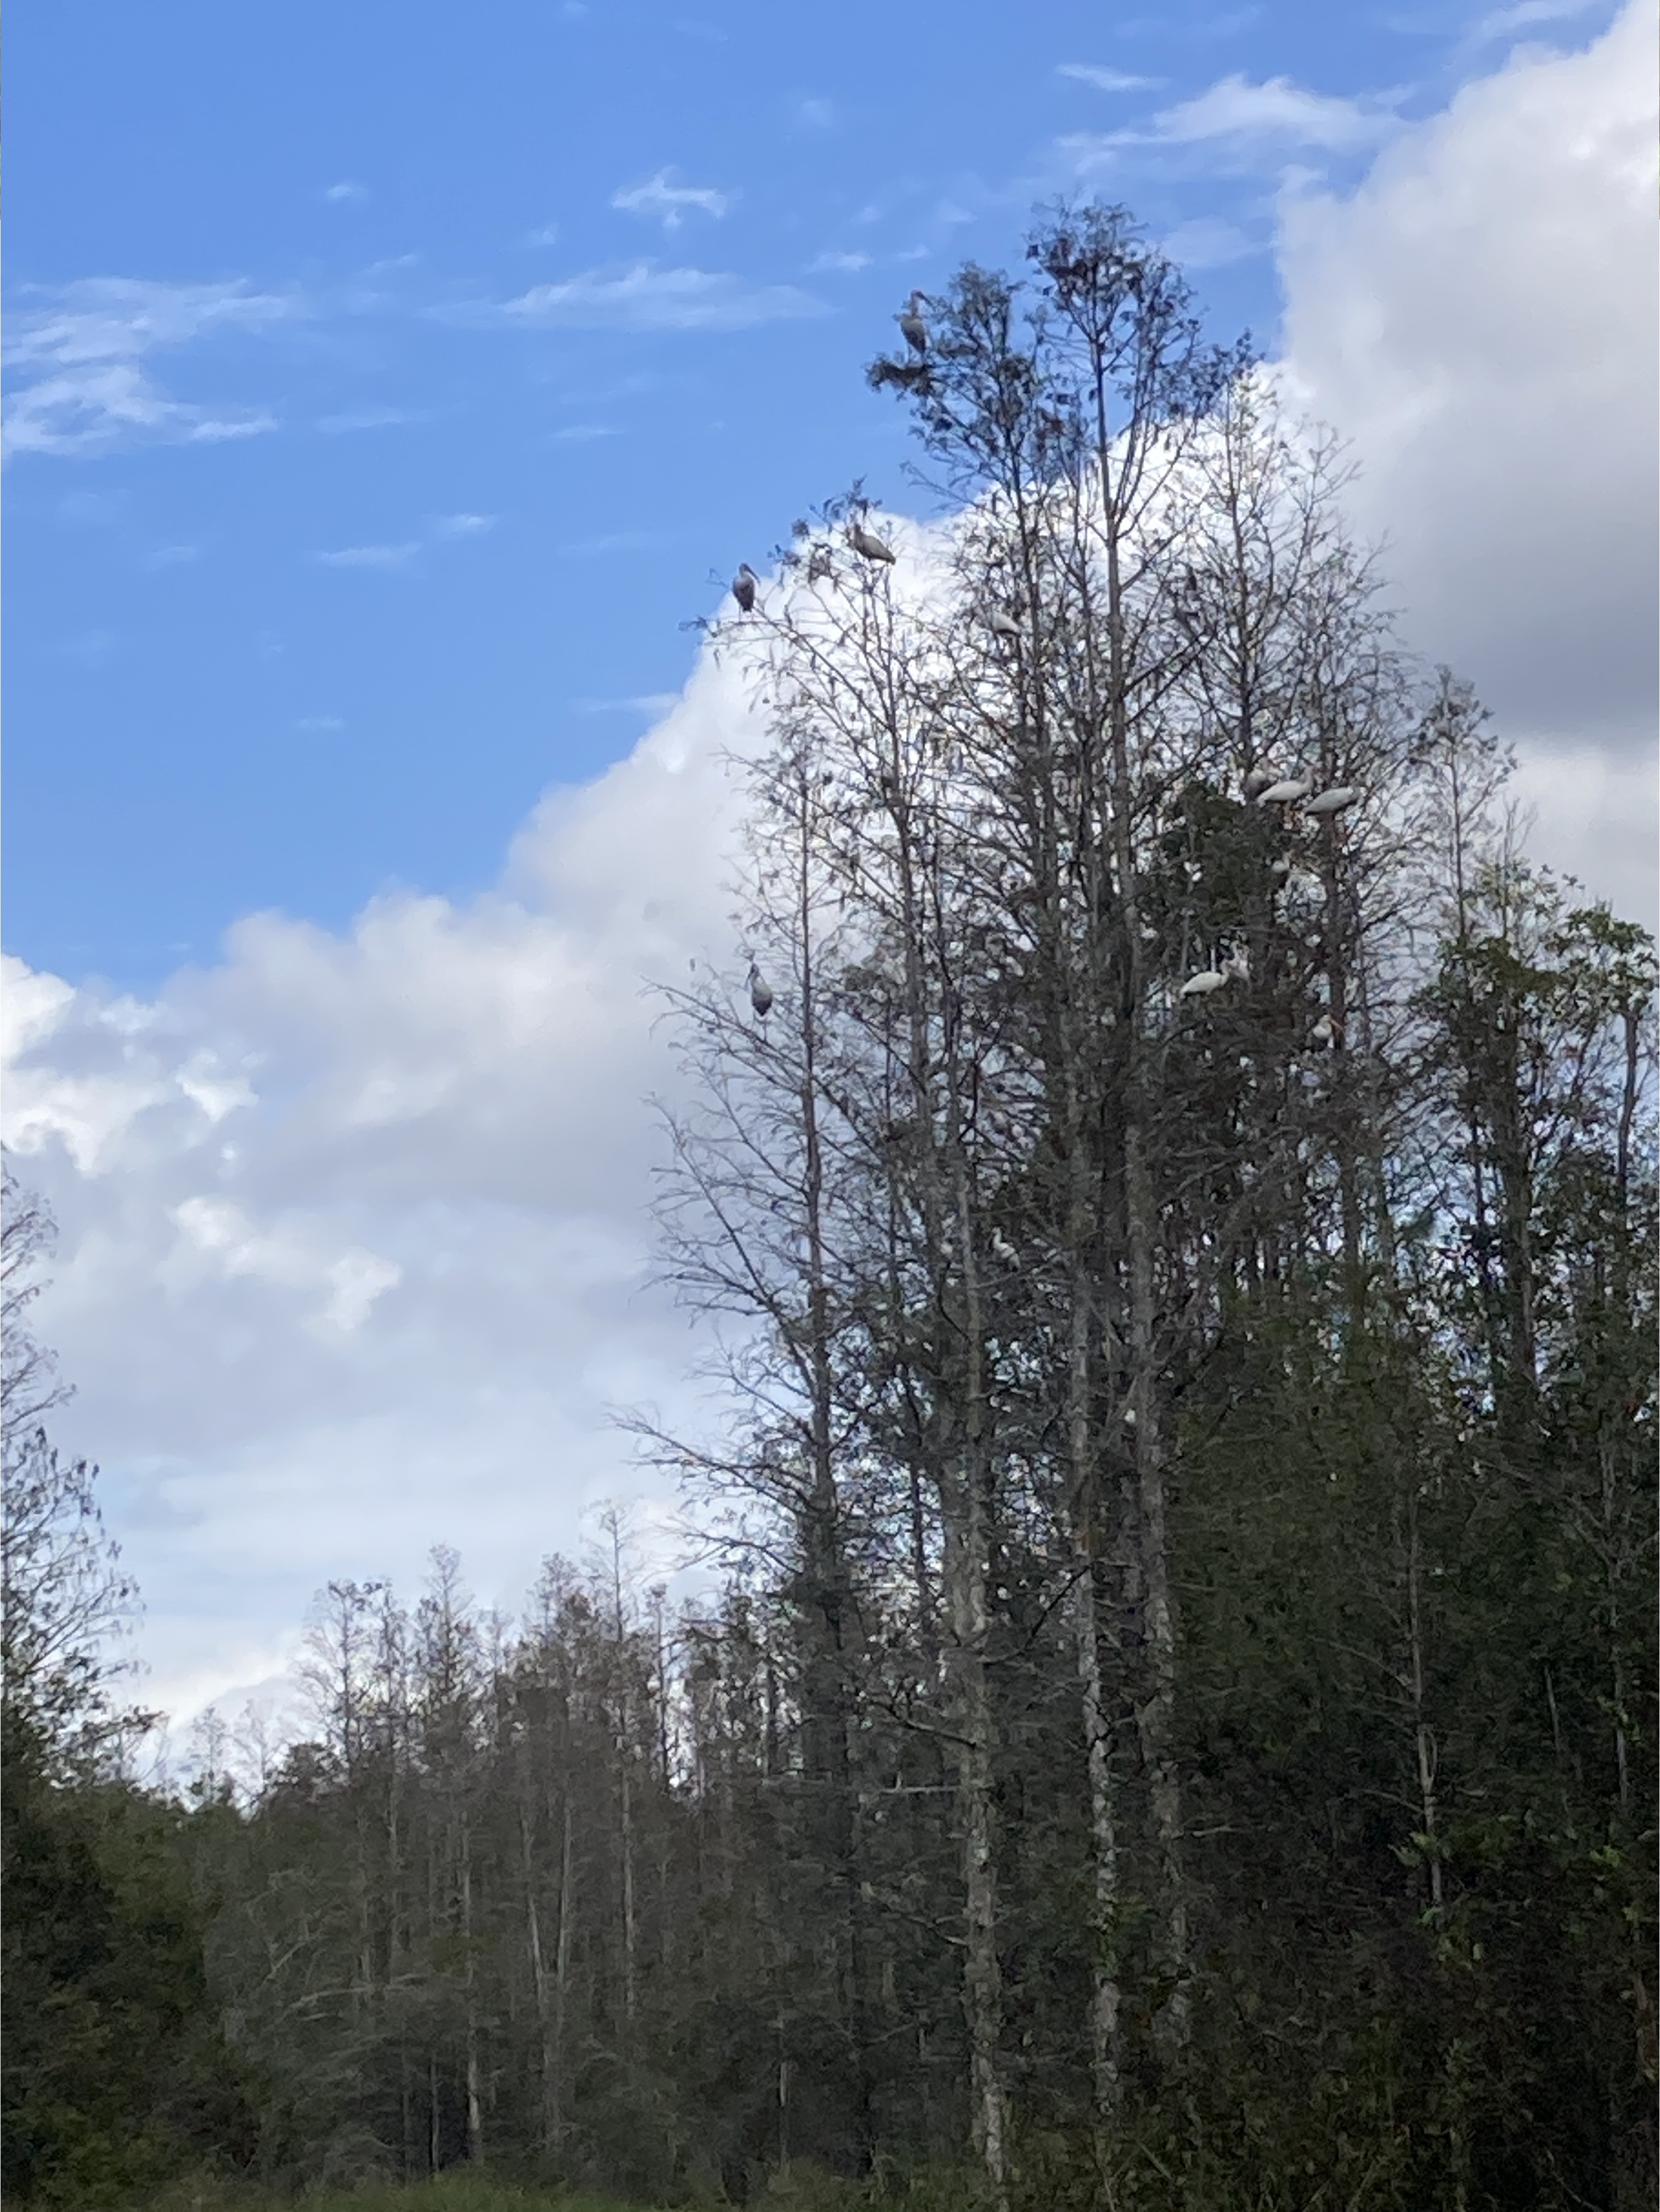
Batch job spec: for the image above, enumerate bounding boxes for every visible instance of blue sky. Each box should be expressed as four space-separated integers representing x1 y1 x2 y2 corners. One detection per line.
7 0 1625 987
7 0 1652 1735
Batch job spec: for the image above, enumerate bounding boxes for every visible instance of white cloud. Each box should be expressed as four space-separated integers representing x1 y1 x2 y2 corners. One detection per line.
433 511 496 537
317 405 425 433
6 278 298 368
324 180 368 204
810 250 872 275
1057 63 1163 91
313 541 421 570
3 645 767 1724
1150 73 1399 149
1279 0 1657 802
1466 0 1599 47
1159 216 1260 267
3 278 296 459
612 169 732 231
8 10 1655 1745
502 262 826 332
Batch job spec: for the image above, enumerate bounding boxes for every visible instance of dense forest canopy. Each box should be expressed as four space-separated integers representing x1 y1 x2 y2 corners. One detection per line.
3 206 1655 2212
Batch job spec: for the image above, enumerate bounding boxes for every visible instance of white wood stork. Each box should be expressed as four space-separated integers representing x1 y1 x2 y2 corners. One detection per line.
1180 967 1229 998
1306 784 1360 815
748 963 774 1019
731 563 759 614
846 521 896 564
1243 767 1278 799
987 607 1021 641
897 291 929 356
1256 769 1314 806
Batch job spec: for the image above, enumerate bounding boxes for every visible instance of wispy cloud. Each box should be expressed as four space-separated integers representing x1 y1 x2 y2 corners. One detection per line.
575 691 681 715
1058 63 1164 91
550 423 620 442
314 542 421 570
1158 216 1261 268
7 278 298 368
1461 0 1597 47
612 170 732 231
1060 72 1402 178
557 528 671 556
147 543 201 569
324 180 369 204
502 263 825 333
3 278 297 459
317 405 426 434
810 250 872 274
1147 74 1399 149
312 512 496 572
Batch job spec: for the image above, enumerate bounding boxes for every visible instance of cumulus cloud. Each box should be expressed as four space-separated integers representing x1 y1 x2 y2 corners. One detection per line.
7 13 1653 1741
1279 0 1657 889
3 278 296 459
3 647 768 1724
502 262 825 332
612 169 732 230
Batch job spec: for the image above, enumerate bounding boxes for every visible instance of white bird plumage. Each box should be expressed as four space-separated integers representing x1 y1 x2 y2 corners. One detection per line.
748 963 775 1019
1305 784 1360 815
1256 770 1314 806
897 291 929 356
1180 968 1229 998
1243 767 1278 799
987 607 1021 641
846 521 897 565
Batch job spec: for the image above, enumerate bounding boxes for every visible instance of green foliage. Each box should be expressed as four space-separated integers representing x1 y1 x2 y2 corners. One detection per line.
0 1703 257 2206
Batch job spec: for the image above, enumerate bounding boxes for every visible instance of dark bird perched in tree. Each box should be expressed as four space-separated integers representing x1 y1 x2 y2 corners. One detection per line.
731 563 759 614
846 522 896 564
748 963 775 1019
897 291 929 355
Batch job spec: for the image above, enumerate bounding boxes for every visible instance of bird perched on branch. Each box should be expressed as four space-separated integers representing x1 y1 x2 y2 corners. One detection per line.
1306 784 1360 815
846 521 897 564
987 607 1021 641
1243 766 1278 799
897 291 929 356
748 963 774 1019
1256 769 1314 806
731 564 759 614
1180 967 1229 998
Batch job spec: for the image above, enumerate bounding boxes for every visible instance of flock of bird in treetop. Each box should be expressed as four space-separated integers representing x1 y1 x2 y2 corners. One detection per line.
732 293 1357 1050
